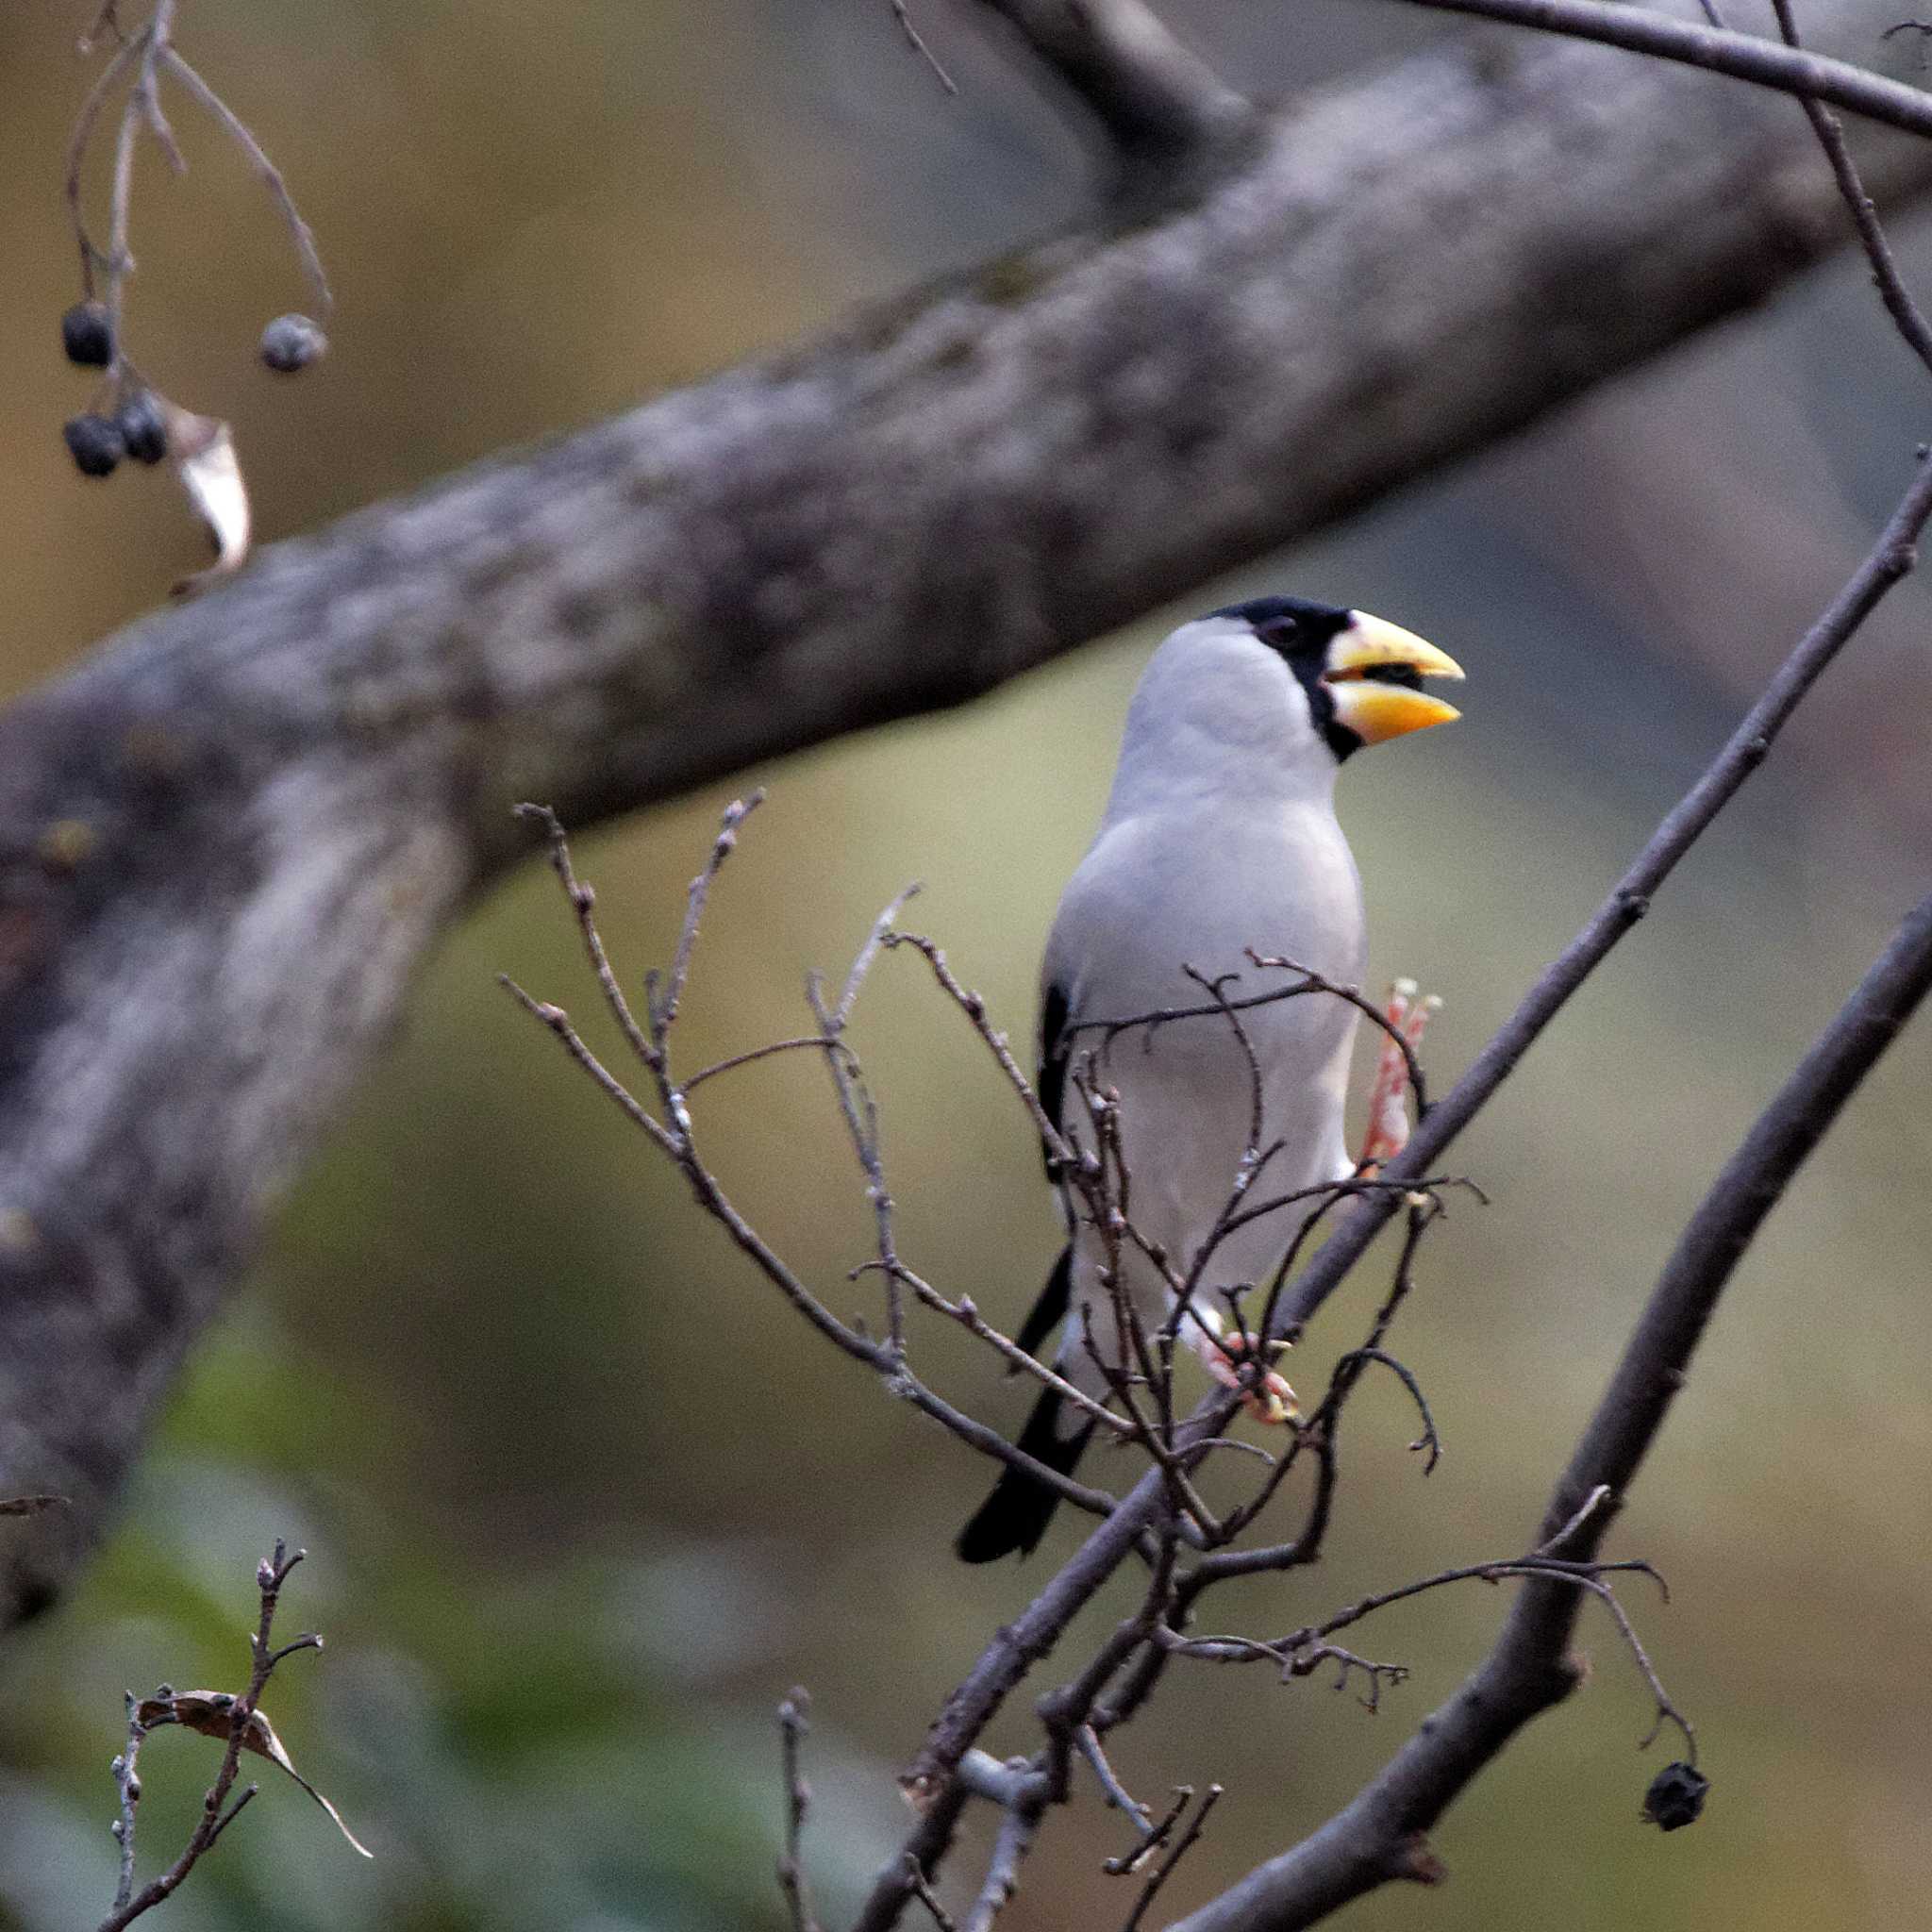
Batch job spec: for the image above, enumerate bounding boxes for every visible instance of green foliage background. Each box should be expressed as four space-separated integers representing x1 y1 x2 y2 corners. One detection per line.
2 4 1930 1928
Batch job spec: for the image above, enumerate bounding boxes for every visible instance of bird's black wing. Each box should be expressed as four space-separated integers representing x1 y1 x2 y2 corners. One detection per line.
1014 1245 1071 1360
1007 981 1074 1365
1037 980 1070 1180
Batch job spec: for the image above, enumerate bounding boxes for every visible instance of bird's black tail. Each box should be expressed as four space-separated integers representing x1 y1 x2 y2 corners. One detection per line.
955 1382 1095 1564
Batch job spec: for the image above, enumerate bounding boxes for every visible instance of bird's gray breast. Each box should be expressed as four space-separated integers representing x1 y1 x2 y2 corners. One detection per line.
1044 799 1365 1277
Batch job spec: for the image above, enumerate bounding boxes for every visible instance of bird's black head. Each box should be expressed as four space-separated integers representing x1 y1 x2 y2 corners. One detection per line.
1208 596 1370 760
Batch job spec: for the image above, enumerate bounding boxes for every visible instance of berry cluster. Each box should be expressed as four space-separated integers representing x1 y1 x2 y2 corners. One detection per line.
59 0 333 589
59 299 326 482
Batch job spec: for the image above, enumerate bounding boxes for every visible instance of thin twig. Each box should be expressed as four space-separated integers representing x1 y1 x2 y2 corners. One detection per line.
1120 1784 1223 1931
98 1542 316 1931
1069 959 1429 1118
1270 449 1932 1342
1391 0 1932 140
887 1267 1139 1438
655 791 764 1036
965 0 1251 167
681 1034 845 1092
958 1799 1040 1932
888 1 959 93
776 1690 823 1932
504 831 1123 1524
1331 1346 1441 1473
515 803 658 1071
904 1854 959 1931
65 27 145 293
1076 1725 1152 1828
1103 1784 1193 1876
1768 0 1932 376
155 49 332 316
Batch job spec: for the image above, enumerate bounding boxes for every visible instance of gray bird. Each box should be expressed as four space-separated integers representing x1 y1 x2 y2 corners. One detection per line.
957 596 1463 1563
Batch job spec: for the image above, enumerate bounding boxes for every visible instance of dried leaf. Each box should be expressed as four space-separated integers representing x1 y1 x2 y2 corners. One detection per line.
164 408 252 595
137 1690 373 1857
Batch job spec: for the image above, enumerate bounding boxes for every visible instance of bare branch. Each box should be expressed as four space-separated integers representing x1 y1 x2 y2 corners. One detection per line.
905 1853 960 1932
97 1541 340 1931
1077 1724 1152 1829
1166 887 1932 1931
155 48 331 316
1768 0 1932 375
1270 449 1932 1345
775 1690 823 1932
959 1796 1041 1932
503 815 1125 1527
886 2 958 95
514 802 658 1072
1396 0 1932 140
1121 1785 1223 1932
965 0 1253 176
1330 1347 1441 1474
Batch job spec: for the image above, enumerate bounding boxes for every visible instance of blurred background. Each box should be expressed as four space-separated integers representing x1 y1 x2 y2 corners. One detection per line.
3 3 1932 1928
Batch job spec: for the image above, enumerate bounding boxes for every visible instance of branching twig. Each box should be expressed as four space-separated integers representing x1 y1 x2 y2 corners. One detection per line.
1167 889 1932 1930
904 1853 960 1932
68 7 330 320
1769 0 1932 376
1076 1724 1152 1829
1119 1784 1222 1931
1393 0 1932 140
504 811 1123 1528
1270 448 1932 1344
97 1541 337 1931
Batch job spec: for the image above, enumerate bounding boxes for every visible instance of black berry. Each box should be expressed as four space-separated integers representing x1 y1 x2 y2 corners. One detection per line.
1641 1761 1709 1832
63 413 126 478
116 391 170 465
61 301 115 368
259 313 327 374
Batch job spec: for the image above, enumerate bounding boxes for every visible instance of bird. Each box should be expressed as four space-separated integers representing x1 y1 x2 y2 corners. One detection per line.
956 596 1463 1564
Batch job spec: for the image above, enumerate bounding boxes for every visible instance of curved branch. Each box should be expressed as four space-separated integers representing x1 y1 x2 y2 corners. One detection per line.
1399 0 1932 139
1269 448 1932 1343
1164 887 1932 1931
3 0 1930 1626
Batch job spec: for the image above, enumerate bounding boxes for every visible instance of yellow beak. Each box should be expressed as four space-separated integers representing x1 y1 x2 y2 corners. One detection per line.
1324 610 1464 745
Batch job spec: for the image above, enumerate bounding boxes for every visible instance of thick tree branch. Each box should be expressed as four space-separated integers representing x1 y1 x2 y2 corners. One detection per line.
4 0 1931 1625
1163 885 1932 1932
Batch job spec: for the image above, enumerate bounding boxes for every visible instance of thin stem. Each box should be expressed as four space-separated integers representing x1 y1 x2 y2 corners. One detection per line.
98 1543 309 1931
887 1 959 93
1393 0 1932 141
775 1691 823 1932
1120 1785 1223 1931
157 47 333 317
1271 451 1932 1342
1768 0 1932 376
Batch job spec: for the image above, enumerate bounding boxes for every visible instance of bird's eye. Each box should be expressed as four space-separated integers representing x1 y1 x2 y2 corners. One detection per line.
1258 615 1299 647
